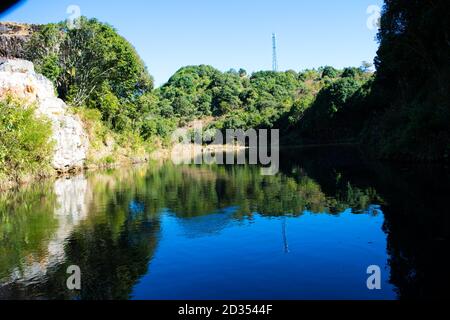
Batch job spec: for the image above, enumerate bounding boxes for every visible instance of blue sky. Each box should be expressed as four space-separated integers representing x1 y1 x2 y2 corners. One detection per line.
1 0 383 86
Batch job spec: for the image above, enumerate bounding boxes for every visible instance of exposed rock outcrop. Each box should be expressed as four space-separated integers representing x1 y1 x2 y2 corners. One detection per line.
0 58 89 171
0 22 38 58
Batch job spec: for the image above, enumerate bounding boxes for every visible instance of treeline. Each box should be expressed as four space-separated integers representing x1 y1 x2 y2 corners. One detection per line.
23 17 374 141
287 0 450 160
22 0 450 161
156 65 373 133
1 17 155 184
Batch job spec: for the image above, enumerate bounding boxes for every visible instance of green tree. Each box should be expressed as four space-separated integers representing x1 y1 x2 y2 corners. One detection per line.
321 66 339 79
25 17 154 133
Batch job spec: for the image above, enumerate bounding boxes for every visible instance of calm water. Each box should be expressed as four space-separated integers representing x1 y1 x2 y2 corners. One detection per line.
0 147 449 300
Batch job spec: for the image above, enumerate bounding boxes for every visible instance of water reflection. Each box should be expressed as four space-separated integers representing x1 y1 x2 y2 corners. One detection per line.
0 147 448 299
1 170 162 300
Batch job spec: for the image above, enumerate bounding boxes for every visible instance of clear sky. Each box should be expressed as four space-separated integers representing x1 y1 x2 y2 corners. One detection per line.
1 0 383 86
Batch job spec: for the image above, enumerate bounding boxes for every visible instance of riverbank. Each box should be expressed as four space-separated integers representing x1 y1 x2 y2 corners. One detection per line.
0 154 148 192
0 142 249 192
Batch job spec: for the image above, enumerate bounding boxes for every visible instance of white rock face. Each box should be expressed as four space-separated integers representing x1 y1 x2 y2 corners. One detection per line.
0 58 89 171
3 175 91 286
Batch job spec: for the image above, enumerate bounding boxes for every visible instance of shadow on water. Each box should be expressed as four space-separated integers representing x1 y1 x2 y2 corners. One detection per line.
0 146 448 299
279 146 450 300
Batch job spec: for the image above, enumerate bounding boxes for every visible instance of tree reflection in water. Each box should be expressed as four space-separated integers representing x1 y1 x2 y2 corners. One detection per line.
0 146 448 299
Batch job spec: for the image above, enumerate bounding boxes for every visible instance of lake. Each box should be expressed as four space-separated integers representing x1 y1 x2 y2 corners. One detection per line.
0 146 449 300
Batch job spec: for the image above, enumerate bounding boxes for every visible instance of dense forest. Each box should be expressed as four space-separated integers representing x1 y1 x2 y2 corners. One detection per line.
20 18 375 143
366 0 450 160
1 0 449 183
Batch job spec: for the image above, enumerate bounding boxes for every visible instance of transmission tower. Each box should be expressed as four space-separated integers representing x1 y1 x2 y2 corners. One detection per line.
272 33 278 72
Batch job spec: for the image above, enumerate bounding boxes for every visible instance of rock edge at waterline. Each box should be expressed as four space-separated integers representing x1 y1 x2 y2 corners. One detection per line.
0 58 89 172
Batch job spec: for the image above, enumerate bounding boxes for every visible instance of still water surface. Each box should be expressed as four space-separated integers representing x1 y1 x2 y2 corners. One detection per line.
0 147 448 300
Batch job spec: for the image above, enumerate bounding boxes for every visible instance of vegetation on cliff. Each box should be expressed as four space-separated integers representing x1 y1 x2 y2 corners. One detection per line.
74 107 152 168
22 17 376 145
0 97 53 184
25 18 153 133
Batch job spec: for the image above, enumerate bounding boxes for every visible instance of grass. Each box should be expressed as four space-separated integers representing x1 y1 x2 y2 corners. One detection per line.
72 107 155 168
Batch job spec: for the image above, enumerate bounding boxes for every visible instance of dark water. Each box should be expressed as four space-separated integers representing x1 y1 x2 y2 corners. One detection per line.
0 147 449 300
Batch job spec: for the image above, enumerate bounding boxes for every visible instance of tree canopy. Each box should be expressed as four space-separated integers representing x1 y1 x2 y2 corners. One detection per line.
21 0 449 162
365 0 450 160
25 18 154 132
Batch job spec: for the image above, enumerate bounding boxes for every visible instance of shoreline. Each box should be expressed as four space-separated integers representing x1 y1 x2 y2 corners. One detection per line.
0 143 247 192
0 153 152 192
3 141 447 192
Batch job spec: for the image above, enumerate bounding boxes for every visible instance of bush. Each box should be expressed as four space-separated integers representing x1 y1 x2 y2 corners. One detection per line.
140 116 178 141
0 98 53 181
321 66 339 79
72 107 109 150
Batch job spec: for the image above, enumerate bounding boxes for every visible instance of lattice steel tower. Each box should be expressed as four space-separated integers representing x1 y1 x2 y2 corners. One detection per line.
272 33 278 72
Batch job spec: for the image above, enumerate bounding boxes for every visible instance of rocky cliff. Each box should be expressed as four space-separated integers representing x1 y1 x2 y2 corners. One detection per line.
0 22 38 58
0 58 89 171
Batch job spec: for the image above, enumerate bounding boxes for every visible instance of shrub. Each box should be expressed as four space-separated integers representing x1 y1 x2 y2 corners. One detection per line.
0 97 53 181
321 66 339 79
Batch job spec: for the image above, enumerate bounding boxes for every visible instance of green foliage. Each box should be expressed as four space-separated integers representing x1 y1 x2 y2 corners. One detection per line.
25 24 64 65
287 74 373 144
38 54 61 84
158 66 315 131
250 71 299 110
360 61 374 73
0 98 53 181
157 65 222 118
0 182 58 280
140 116 178 141
321 66 339 79
365 0 450 160
154 63 377 138
73 107 153 166
24 17 379 150
211 70 244 116
341 67 359 78
279 1 449 159
26 17 154 133
287 94 315 126
298 69 321 82
321 78 363 114
22 3 447 162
